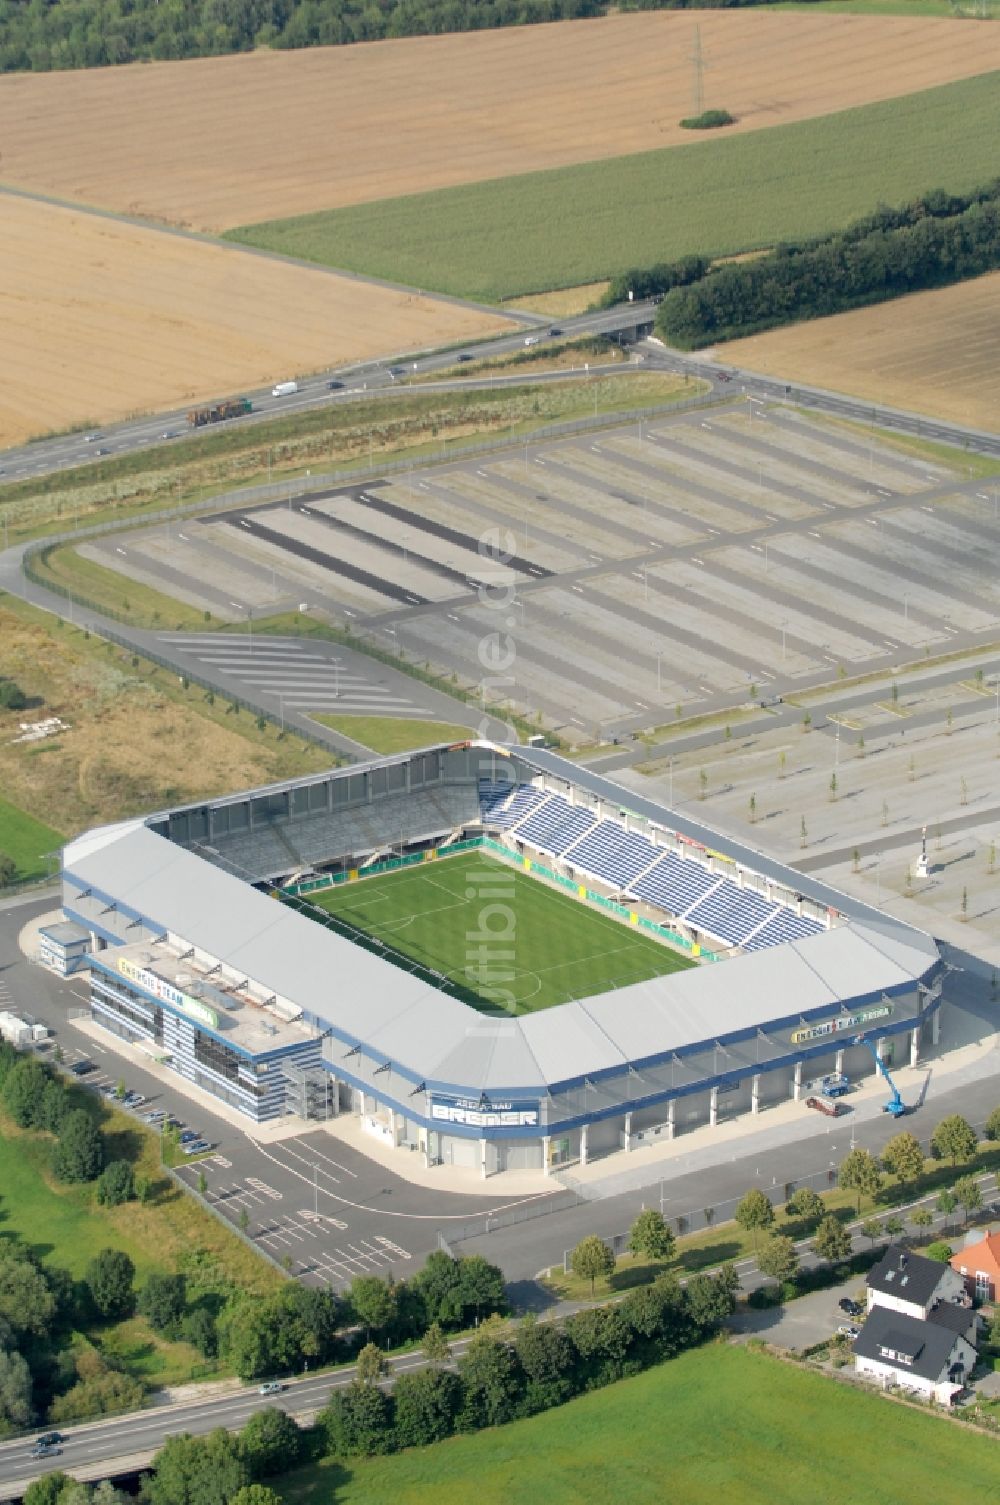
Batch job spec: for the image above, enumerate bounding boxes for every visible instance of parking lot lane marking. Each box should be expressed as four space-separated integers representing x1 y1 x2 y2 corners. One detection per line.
211 1155 232 1169
370 1235 411 1261
246 1177 283 1200
300 1142 360 1179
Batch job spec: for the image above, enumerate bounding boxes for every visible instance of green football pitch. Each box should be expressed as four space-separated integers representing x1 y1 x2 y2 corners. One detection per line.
303 851 694 1015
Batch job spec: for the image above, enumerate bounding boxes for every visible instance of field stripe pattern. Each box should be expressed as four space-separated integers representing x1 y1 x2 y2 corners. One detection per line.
307 852 693 1013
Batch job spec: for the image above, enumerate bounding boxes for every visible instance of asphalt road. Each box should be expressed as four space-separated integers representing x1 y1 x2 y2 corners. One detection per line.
0 303 659 487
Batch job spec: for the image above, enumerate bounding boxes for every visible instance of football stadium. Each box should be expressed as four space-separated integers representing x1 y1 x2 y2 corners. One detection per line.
58 741 944 1177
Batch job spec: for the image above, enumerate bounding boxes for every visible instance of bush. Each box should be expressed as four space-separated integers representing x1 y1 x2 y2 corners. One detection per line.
182 1307 218 1358
925 1241 955 1263
679 108 734 130
96 1160 135 1207
0 681 27 711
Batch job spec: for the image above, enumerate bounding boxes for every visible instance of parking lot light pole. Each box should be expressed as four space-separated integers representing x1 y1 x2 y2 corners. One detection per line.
313 1164 319 1216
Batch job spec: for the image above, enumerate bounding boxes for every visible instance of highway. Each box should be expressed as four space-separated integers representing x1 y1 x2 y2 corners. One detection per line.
0 301 660 487
3 293 1000 492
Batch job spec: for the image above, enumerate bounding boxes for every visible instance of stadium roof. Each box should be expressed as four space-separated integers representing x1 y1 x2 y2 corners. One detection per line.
62 739 940 1096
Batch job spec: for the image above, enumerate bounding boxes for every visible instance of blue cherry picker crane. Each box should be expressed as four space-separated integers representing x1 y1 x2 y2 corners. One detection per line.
853 1034 907 1117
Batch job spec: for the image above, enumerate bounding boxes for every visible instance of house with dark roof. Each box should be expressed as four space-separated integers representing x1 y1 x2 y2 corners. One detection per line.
853 1304 975 1404
866 1245 967 1320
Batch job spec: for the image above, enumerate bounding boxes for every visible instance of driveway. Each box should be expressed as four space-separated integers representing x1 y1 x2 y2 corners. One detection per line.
729 1274 868 1351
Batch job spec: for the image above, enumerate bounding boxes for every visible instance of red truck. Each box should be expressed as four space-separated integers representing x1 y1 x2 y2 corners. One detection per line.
805 1094 844 1118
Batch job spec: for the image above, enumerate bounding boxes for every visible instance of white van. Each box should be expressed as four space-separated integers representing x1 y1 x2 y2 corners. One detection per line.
272 381 298 398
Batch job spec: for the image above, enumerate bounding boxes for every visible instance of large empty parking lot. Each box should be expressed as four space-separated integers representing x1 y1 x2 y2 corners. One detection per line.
91 401 1000 741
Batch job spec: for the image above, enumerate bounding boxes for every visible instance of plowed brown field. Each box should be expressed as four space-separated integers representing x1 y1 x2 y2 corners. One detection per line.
0 196 510 448
723 273 1000 432
3 12 1000 231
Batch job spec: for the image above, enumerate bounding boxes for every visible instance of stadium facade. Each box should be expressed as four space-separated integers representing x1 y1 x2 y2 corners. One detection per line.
59 742 944 1177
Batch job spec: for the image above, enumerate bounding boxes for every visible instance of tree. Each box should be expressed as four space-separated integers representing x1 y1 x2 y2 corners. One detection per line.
925 1241 954 1263
320 1380 394 1457
392 1367 461 1449
39 1079 70 1134
565 1305 633 1389
87 1249 135 1319
684 1267 739 1334
24 1475 72 1505
954 1174 983 1227
182 1307 218 1358
734 1189 774 1254
860 1218 884 1249
422 1322 451 1365
355 1343 387 1386
880 1131 925 1189
52 1110 104 1183
838 1148 883 1213
455 1255 506 1325
514 1317 576 1413
145 1429 249 1505
349 1275 396 1342
570 1235 615 1296
910 1206 934 1235
931 1115 977 1166
628 1208 675 1263
238 1408 302 1477
814 1215 852 1265
2 1059 49 1127
756 1235 798 1292
936 1188 958 1231
457 1334 522 1430
883 1215 905 1240
984 1106 1000 1142
0 1347 34 1433
96 1160 135 1207
139 1273 187 1333
784 1187 824 1229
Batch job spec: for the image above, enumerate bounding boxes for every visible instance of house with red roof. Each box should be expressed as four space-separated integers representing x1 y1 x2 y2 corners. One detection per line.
951 1227 1000 1304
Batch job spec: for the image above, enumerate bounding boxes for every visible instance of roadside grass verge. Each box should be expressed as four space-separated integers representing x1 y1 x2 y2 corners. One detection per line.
0 795 63 880
309 715 477 753
1 373 700 550
226 73 1000 301
31 543 214 630
544 1137 1000 1302
278 1343 1000 1505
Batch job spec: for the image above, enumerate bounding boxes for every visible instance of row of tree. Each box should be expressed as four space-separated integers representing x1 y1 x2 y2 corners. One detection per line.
655 181 1000 347
322 1262 738 1457
0 0 605 73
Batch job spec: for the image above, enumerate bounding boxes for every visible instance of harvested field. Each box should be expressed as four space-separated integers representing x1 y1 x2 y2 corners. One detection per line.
3 13 1000 231
0 196 508 448
722 272 1000 432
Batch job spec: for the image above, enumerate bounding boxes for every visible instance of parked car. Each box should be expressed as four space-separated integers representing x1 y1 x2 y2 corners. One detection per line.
124 1092 146 1108
258 1382 284 1396
838 1298 863 1317
182 1140 209 1156
179 1129 199 1144
69 1060 95 1076
145 1109 165 1124
838 1324 861 1339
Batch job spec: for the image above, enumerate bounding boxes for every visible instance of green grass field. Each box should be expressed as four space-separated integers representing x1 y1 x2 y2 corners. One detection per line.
308 715 476 754
0 795 63 882
281 1343 1000 1505
305 851 693 1013
227 72 1000 300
